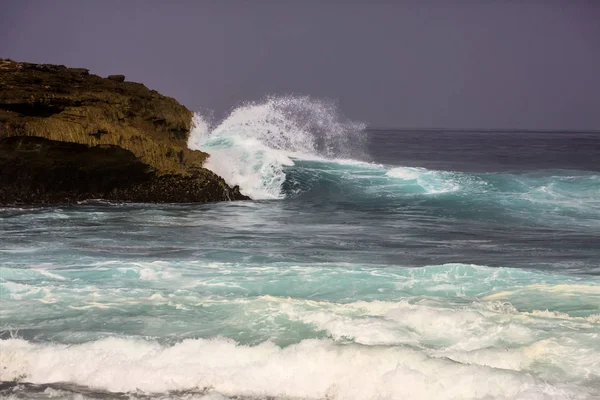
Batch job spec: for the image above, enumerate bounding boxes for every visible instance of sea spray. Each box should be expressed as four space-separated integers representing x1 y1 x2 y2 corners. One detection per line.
187 96 600 213
188 95 366 199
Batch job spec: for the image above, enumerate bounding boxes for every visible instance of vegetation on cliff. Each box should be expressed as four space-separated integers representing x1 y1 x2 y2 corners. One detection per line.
0 59 248 204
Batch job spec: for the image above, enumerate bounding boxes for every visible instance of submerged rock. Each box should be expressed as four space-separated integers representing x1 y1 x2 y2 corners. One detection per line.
0 59 249 204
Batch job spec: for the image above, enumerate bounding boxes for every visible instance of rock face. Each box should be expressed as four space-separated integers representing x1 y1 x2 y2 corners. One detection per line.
0 59 249 204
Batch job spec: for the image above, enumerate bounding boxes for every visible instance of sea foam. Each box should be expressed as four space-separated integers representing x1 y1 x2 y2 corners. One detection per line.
1 337 592 399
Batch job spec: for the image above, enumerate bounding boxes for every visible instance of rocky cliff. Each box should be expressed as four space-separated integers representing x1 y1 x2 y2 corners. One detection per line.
0 59 248 204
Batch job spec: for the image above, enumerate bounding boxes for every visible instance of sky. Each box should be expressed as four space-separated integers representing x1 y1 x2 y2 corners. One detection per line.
1 0 599 130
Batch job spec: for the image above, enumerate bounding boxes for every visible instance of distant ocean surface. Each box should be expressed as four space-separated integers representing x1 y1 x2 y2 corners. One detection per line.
1 97 599 399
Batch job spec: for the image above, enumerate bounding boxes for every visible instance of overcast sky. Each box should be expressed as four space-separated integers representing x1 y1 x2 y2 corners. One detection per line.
1 0 599 130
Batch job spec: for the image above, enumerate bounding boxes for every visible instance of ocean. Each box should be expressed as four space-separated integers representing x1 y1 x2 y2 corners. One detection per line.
1 96 599 399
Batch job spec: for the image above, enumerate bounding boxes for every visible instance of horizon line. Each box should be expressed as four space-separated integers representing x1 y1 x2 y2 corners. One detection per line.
365 127 600 134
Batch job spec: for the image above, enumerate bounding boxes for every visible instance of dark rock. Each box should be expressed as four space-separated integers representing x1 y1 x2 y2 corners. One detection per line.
0 60 250 205
0 136 249 204
69 68 89 75
107 74 125 82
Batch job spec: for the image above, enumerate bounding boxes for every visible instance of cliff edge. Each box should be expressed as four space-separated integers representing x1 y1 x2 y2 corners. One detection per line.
0 59 248 204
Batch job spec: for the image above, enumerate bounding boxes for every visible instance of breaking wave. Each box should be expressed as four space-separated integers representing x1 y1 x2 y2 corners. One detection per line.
3 259 600 399
188 95 366 199
188 96 600 224
2 335 596 399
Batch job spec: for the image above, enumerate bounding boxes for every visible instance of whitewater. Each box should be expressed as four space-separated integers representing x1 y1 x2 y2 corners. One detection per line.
1 96 600 399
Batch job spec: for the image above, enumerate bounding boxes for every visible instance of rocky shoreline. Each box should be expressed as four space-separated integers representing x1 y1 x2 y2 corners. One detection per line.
0 59 249 205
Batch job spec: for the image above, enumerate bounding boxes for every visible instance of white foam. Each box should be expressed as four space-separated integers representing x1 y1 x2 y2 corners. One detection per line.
253 296 600 382
186 96 473 199
0 337 589 399
386 166 422 180
115 261 183 282
483 283 600 300
35 269 67 281
188 96 366 199
386 167 461 194
1 281 44 299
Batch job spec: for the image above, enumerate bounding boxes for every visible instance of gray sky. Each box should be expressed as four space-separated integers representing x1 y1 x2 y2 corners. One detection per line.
1 0 599 130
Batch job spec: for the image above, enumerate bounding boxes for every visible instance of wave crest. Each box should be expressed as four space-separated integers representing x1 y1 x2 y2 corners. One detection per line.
188 95 366 199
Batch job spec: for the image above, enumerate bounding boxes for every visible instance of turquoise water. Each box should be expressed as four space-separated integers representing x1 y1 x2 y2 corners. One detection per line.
1 99 600 399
